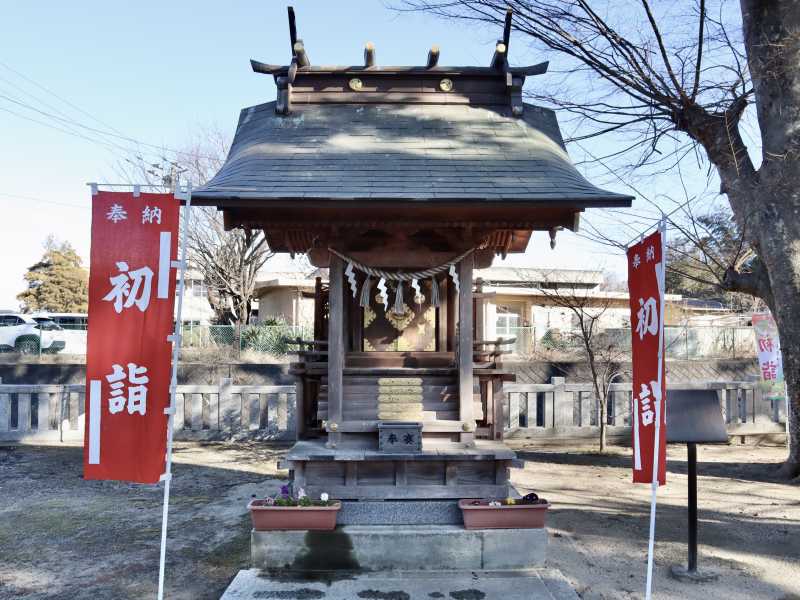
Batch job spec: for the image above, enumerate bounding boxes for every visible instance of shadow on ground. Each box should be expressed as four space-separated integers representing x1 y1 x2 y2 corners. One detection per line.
514 447 790 484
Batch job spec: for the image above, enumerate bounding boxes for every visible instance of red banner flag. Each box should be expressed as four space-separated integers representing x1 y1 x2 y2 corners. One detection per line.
83 191 179 483
627 229 666 485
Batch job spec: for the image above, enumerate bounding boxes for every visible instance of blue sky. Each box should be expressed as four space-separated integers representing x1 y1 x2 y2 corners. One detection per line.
0 1 714 308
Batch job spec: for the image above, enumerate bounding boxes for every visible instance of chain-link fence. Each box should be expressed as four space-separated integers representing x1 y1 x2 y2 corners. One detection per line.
503 325 756 360
0 322 314 363
2 320 757 363
663 325 755 360
180 323 313 361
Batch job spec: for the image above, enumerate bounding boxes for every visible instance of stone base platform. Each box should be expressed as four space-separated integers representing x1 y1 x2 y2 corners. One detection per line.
222 568 579 600
287 439 518 501
252 525 547 572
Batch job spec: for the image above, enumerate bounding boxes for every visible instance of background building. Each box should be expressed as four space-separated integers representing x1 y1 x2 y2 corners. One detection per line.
248 265 741 354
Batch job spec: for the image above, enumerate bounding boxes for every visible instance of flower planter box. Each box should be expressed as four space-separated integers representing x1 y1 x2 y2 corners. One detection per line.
248 500 341 531
459 499 550 530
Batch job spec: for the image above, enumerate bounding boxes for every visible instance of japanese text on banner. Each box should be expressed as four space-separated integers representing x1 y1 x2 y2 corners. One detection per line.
752 312 785 402
627 230 666 485
83 192 179 484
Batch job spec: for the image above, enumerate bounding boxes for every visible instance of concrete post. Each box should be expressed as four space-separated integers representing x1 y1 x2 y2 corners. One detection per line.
527 392 537 428
551 377 571 428
219 378 235 433
0 390 8 432
508 392 520 430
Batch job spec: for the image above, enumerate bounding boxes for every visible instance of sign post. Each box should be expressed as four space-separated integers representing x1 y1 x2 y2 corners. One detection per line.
666 389 727 583
626 220 667 600
157 182 191 600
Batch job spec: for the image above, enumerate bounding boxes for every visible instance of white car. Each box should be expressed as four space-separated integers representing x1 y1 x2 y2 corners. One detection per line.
0 313 66 354
32 312 88 331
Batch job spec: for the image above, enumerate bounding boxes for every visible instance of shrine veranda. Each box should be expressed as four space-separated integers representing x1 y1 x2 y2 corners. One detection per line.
192 9 632 562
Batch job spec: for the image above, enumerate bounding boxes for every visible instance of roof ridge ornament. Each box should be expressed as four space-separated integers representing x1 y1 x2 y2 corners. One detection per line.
248 6 550 116
364 42 376 68
426 45 440 68
275 57 298 115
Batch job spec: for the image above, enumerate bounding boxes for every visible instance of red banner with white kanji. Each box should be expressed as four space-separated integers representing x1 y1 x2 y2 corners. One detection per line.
83 191 179 483
627 229 666 485
752 312 786 401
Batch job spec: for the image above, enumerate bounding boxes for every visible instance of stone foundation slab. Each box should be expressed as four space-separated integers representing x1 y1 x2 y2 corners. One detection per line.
251 524 547 572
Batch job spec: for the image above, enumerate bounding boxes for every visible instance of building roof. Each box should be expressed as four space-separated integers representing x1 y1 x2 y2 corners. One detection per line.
475 266 604 286
254 267 328 294
193 101 631 207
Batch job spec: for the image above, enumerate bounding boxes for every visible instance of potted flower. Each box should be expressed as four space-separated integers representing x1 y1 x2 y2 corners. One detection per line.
459 492 550 529
248 485 341 531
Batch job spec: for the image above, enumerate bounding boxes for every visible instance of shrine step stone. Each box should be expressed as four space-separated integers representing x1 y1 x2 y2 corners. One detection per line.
336 485 522 525
222 568 579 600
337 499 462 525
251 525 547 572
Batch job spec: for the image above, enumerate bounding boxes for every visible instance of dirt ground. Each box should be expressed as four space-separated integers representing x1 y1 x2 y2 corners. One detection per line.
0 441 797 600
0 442 289 600
508 441 800 600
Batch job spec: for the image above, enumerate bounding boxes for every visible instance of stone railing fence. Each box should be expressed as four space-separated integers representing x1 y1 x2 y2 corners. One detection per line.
503 377 786 442
0 377 784 444
0 379 296 443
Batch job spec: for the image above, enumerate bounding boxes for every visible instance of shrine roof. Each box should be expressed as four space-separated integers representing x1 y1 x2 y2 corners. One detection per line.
192 101 632 207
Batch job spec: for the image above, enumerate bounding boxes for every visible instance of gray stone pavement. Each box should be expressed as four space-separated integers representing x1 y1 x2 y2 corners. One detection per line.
221 568 580 600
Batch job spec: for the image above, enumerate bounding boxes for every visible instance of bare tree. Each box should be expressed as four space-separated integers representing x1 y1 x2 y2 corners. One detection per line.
180 128 273 325
665 207 765 312
187 211 271 324
527 270 627 452
403 0 800 478
119 127 272 325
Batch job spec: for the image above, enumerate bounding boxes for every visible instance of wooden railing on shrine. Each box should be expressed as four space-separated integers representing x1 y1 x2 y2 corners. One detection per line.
288 336 518 440
0 381 296 442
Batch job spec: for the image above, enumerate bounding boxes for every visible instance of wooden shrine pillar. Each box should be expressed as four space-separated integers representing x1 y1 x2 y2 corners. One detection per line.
474 277 484 342
446 277 456 352
313 276 324 341
458 255 475 445
327 254 344 447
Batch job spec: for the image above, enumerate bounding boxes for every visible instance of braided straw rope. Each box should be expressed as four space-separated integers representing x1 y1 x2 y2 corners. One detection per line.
328 247 475 281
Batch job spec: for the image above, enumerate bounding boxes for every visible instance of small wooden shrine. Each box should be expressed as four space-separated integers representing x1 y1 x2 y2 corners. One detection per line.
194 8 631 504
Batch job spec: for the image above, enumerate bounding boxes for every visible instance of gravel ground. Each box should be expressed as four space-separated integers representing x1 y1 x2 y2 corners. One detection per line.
0 441 797 600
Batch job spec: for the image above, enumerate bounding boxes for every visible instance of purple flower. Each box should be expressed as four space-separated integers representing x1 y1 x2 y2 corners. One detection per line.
280 485 290 497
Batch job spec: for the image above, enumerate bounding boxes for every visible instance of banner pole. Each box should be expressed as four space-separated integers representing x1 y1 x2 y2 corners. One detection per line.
644 218 667 600
785 382 791 454
157 181 192 600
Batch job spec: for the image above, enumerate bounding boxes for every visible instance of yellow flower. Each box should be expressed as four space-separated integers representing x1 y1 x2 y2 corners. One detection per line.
505 498 516 505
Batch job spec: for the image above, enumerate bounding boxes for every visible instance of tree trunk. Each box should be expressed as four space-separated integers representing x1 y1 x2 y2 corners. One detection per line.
756 213 800 478
599 394 607 454
584 342 606 454
738 0 800 478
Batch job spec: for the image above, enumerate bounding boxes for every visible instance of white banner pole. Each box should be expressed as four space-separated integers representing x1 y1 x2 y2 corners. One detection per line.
157 181 192 600
786 383 791 454
644 218 667 600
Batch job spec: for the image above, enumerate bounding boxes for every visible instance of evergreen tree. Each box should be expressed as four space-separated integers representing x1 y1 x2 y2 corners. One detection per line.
17 236 88 313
